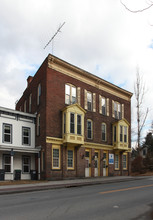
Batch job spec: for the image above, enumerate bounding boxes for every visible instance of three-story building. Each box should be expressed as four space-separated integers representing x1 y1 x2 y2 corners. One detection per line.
16 54 132 180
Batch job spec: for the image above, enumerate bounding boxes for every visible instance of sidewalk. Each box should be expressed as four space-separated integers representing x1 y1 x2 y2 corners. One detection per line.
0 176 148 195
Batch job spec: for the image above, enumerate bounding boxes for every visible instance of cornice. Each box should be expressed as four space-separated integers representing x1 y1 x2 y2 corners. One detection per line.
48 54 132 101
83 142 114 150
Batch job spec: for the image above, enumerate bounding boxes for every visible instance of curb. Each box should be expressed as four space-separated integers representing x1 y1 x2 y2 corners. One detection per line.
0 176 147 195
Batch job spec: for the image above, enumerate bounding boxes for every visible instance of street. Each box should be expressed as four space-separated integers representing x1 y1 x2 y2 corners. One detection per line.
0 177 153 220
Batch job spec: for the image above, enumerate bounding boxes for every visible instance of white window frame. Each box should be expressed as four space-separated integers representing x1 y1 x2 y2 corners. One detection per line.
87 92 92 111
67 148 74 169
22 127 31 146
22 156 31 173
115 154 119 170
3 124 12 144
52 146 61 169
70 113 75 134
65 84 76 105
102 97 106 115
3 154 11 173
77 114 82 135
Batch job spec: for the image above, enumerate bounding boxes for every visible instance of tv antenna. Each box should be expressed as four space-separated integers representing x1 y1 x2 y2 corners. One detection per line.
44 22 65 54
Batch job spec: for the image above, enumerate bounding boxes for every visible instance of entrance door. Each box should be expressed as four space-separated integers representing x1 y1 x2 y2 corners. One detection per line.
103 152 108 177
85 150 91 177
94 151 99 177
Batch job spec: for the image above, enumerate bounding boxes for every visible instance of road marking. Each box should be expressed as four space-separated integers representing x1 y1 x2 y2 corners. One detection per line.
99 184 153 194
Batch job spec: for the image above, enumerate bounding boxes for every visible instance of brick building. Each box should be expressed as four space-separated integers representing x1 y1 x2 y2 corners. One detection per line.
16 54 132 180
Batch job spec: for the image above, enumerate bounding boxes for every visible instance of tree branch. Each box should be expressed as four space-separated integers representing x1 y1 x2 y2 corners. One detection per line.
120 0 153 13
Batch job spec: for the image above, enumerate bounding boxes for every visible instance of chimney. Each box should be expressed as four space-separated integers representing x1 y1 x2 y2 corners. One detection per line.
27 76 33 87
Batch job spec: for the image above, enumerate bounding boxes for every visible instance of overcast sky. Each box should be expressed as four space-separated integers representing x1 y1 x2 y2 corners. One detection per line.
0 0 153 145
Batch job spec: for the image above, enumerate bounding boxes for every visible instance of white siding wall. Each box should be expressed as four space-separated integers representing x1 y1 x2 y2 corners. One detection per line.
0 151 36 180
0 115 35 148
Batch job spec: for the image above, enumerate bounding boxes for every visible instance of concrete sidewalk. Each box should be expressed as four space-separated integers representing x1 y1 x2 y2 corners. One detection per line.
0 176 148 195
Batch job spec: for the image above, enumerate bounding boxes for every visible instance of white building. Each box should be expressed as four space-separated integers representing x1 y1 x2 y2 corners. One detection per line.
0 106 41 180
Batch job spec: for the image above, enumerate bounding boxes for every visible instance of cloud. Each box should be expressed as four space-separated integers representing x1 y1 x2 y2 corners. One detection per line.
0 0 153 142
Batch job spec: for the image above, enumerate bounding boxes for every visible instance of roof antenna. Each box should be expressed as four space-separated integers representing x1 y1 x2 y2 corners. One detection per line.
44 22 65 54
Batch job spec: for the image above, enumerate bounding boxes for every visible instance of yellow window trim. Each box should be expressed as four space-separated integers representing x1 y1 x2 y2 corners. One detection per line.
52 144 61 170
67 147 74 170
115 153 120 170
123 152 128 170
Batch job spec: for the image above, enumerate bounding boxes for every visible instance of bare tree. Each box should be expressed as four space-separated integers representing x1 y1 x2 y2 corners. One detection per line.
121 0 153 13
134 68 149 151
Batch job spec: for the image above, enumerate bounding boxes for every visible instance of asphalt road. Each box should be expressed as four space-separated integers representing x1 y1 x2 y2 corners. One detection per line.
0 177 153 220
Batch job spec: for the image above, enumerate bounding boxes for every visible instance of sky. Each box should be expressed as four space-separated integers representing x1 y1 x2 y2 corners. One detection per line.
0 0 153 146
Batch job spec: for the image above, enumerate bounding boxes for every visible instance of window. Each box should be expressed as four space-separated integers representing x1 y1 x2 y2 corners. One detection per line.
77 115 81 135
102 97 106 115
24 100 27 113
37 83 41 105
22 127 31 145
102 123 106 141
87 120 92 139
120 125 123 142
70 113 75 134
124 126 127 142
115 154 119 170
65 84 76 105
37 114 40 136
87 92 92 111
52 146 60 169
64 113 66 134
22 156 30 173
29 94 32 112
123 154 127 169
67 149 74 169
114 102 122 119
3 155 11 172
114 126 117 142
3 124 12 143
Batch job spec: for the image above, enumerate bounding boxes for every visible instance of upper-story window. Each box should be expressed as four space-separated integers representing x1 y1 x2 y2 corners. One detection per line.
102 123 107 141
64 113 66 134
3 124 12 144
120 125 123 142
114 102 121 119
70 113 75 134
22 127 31 146
87 120 93 139
124 126 127 142
77 115 81 135
29 94 32 113
37 114 40 136
87 92 92 111
24 100 27 113
102 97 106 115
65 84 76 105
37 83 41 105
99 95 109 116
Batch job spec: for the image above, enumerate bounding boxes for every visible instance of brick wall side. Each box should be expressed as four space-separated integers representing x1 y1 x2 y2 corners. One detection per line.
46 67 131 147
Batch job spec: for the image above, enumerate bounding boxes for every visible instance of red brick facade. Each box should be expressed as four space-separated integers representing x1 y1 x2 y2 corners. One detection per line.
16 54 132 180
